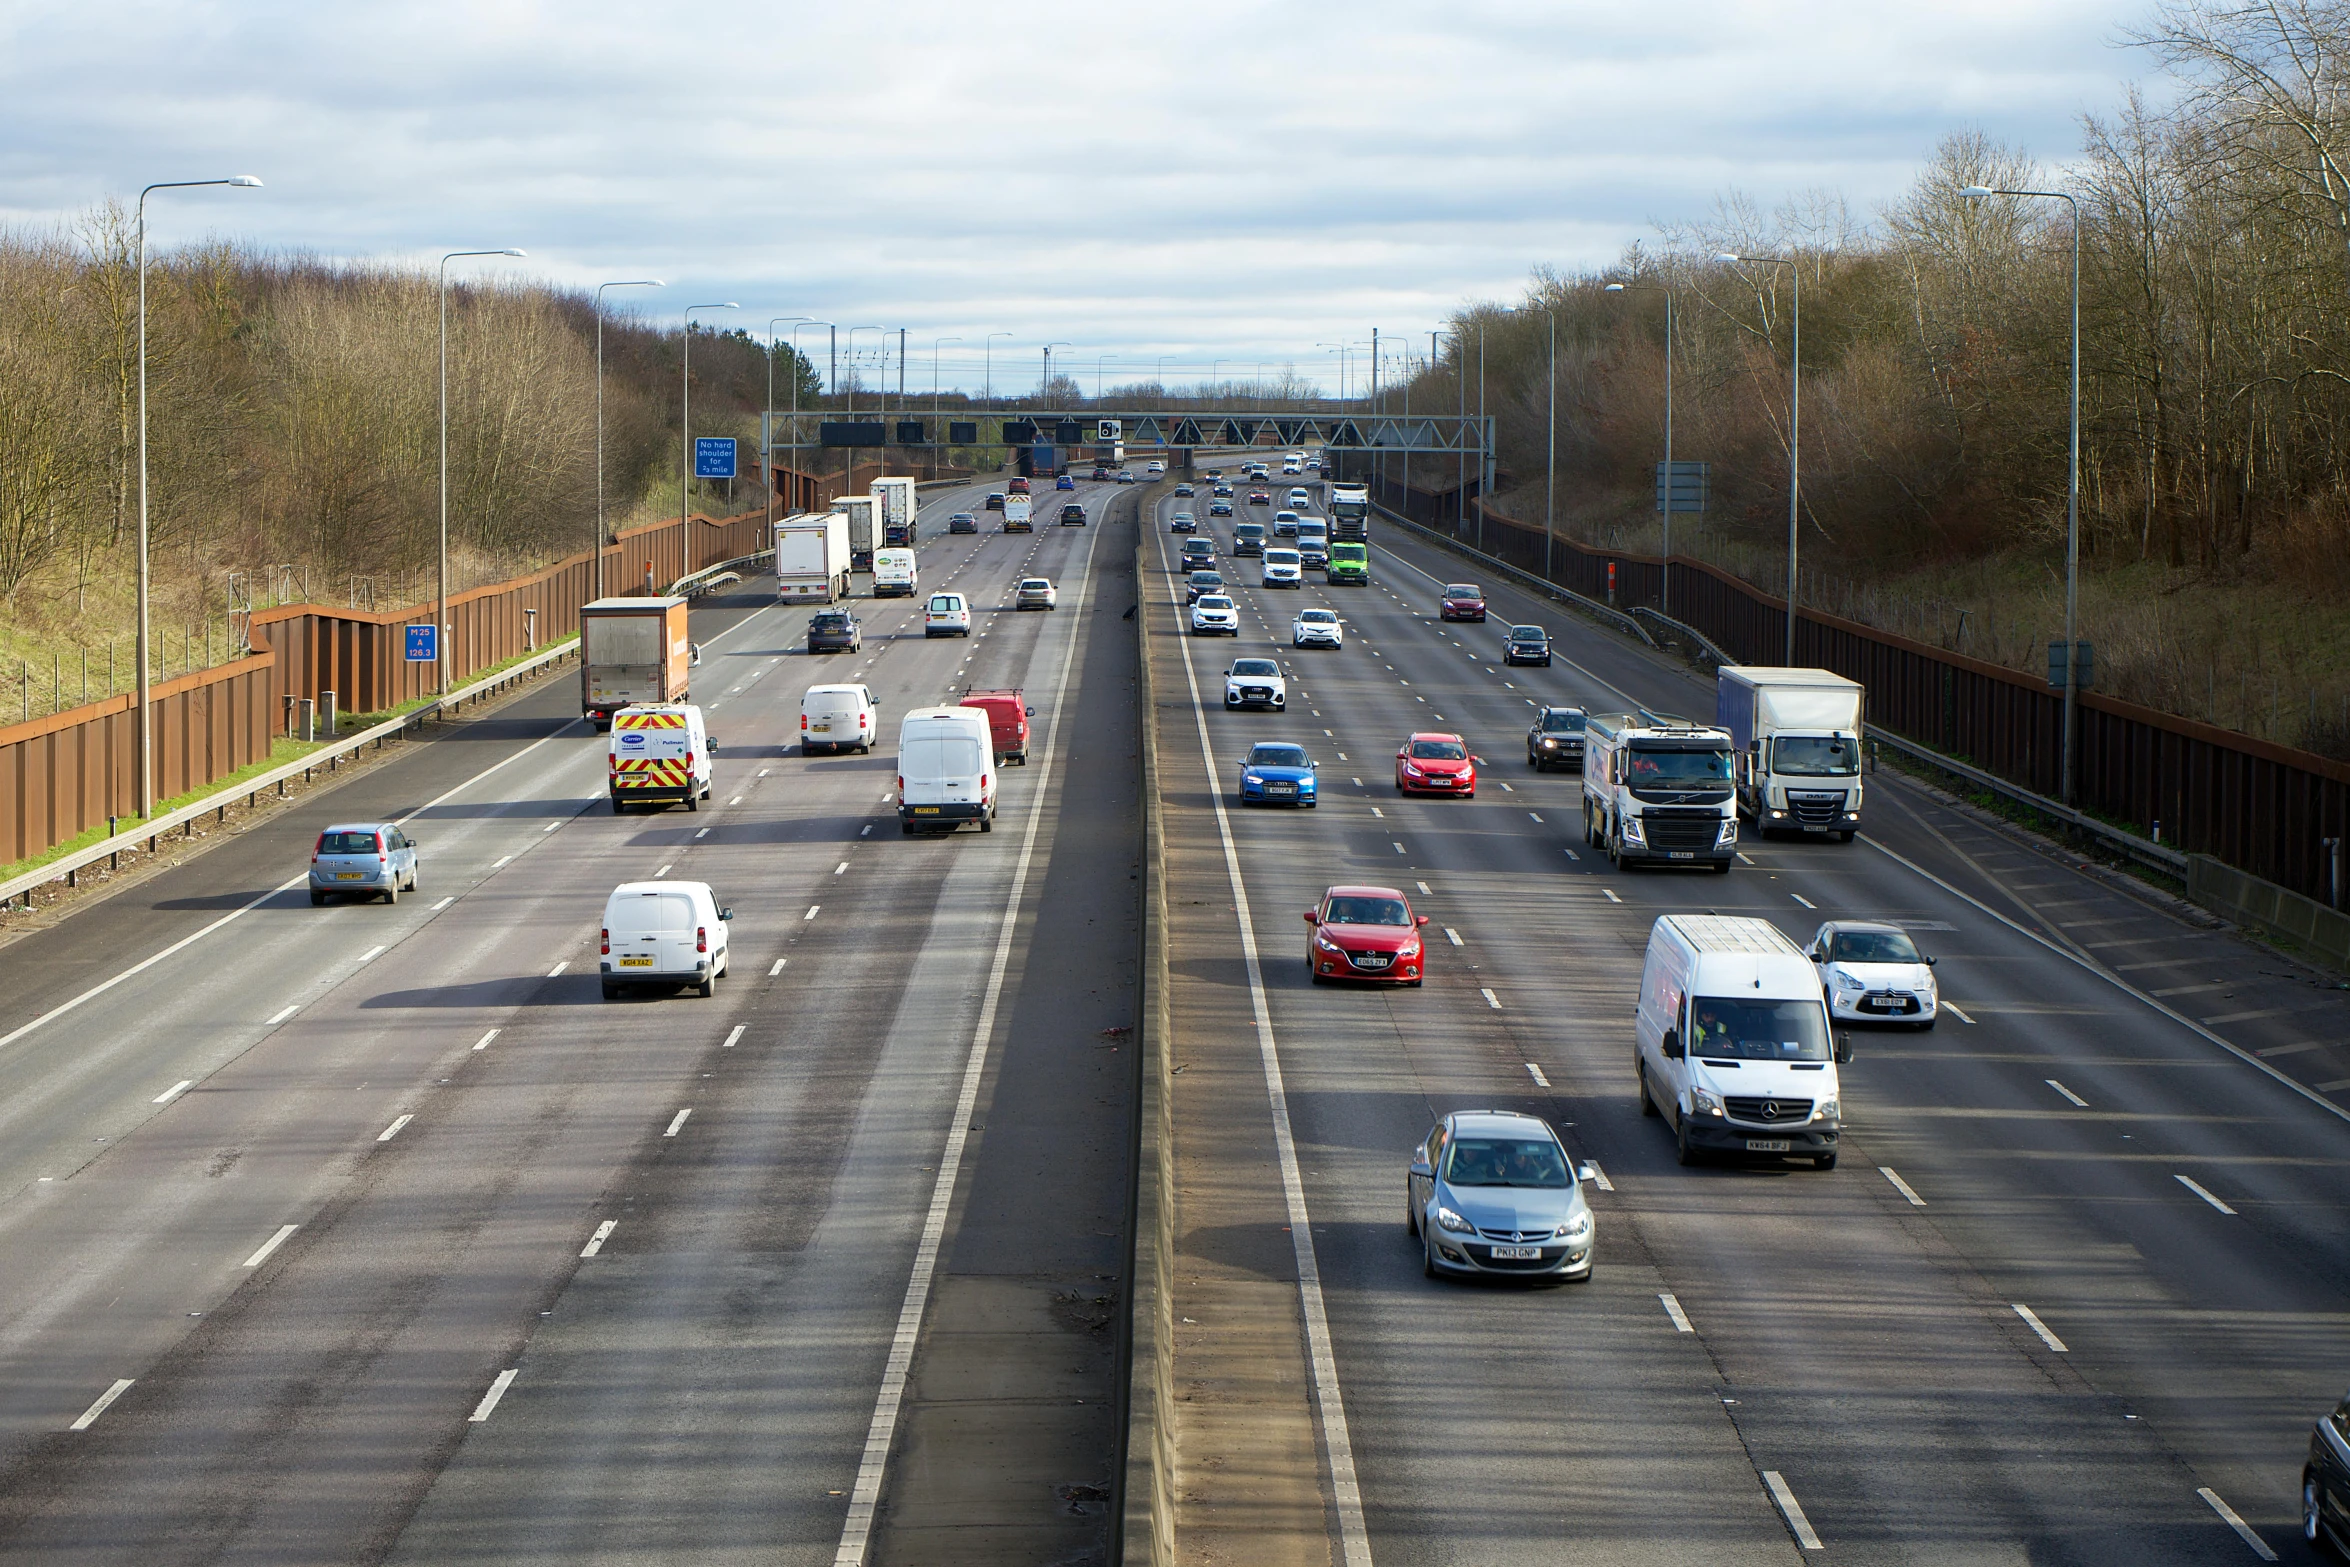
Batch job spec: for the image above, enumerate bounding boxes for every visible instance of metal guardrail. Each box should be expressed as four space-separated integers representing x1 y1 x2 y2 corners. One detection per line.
1630 605 1735 667
0 637 583 909
1868 729 2188 877
668 547 775 598
1369 504 1658 648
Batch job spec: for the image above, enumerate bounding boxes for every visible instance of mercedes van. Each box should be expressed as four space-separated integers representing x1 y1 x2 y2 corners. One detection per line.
1635 914 1849 1168
897 706 996 833
608 704 714 813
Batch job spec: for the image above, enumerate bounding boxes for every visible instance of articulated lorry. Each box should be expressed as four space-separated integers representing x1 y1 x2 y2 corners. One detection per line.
581 597 693 731
1582 712 1738 871
1327 482 1371 541
1716 666 1866 840
831 493 881 571
872 475 919 547
776 513 852 603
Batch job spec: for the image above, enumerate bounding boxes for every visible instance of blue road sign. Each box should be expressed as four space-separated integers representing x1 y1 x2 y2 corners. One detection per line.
695 436 737 479
404 624 438 663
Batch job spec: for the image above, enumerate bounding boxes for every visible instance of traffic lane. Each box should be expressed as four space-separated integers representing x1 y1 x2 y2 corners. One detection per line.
1146 502 1800 1563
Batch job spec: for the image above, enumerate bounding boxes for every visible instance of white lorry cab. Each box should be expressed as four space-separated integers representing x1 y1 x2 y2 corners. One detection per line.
897 706 996 833
608 703 714 813
1582 713 1737 871
600 879 731 999
802 683 877 755
1636 915 1849 1168
1716 666 1866 839
871 547 918 597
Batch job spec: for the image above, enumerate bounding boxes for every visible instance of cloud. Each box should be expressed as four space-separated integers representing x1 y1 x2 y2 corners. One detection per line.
1 0 2152 392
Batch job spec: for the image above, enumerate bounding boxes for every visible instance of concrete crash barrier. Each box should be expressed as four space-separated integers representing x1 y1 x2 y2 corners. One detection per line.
2190 853 2350 972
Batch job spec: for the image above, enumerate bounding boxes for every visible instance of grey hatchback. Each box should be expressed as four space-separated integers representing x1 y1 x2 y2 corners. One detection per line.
1407 1110 1594 1283
310 822 420 906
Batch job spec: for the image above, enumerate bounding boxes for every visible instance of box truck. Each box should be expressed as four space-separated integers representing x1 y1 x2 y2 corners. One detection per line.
775 513 852 603
581 597 693 731
831 493 881 570
1715 667 1866 840
872 475 919 547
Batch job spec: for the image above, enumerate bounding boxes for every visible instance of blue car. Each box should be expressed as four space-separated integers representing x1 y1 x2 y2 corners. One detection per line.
1235 741 1318 808
1055 474 1076 490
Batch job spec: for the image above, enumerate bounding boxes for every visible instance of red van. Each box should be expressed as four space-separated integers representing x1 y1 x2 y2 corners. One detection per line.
961 689 1034 766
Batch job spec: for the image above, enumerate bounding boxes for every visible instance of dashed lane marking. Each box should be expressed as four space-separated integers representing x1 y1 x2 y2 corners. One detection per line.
377 1114 413 1142
1762 1471 1823 1550
154 1079 195 1105
723 1025 745 1048
2012 1303 2068 1352
1659 1293 1693 1332
663 1108 692 1138
468 1370 518 1423
1523 1061 1547 1086
242 1224 299 1268
580 1219 617 1257
472 1028 499 1051
69 1379 136 1431
1444 927 1462 946
2176 1174 2236 1214
2046 1079 2088 1107
1880 1167 1927 1206
1480 988 1501 1010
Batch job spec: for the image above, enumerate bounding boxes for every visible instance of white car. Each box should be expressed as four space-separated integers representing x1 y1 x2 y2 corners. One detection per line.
1223 656 1287 711
1190 595 1240 636
1807 920 1939 1029
924 591 971 637
1292 608 1343 648
1287 487 1311 508
1273 510 1300 536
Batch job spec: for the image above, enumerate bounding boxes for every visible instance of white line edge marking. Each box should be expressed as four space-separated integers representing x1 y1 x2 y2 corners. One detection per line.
769 958 786 976
723 1025 745 1048
1880 1166 1928 1206
2176 1173 2238 1214
663 1108 692 1137
154 1079 194 1105
69 1378 135 1431
493 854 513 868
1790 893 1816 909
267 1005 297 1025
1480 987 1501 1010
377 1114 413 1143
1658 1292 1693 1332
1444 927 1463 946
547 961 567 978
2012 1302 2068 1351
358 944 384 962
804 905 820 921
834 496 1103 1567
1602 888 1622 903
430 896 454 910
580 1219 617 1258
1581 1159 1613 1191
835 862 849 875
2198 1486 2279 1560
1943 1002 1976 1023
1762 1470 1824 1550
472 1027 499 1051
2046 1078 2088 1107
468 1368 518 1423
1524 1061 1548 1087
1415 881 1431 895
242 1223 298 1268
541 821 559 833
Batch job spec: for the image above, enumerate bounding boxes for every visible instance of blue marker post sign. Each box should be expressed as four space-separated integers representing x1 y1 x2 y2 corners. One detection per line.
404 624 438 663
695 437 738 479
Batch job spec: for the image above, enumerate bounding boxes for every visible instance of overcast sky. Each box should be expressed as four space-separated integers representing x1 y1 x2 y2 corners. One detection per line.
2 0 2152 397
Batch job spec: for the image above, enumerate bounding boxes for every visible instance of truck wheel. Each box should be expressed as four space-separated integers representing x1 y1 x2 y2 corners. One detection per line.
1639 1058 1661 1116
686 791 698 812
612 795 626 814
1675 1109 1699 1166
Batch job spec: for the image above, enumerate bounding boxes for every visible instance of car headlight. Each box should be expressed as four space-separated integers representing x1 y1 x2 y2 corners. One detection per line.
1717 818 1739 845
1836 971 1865 990
1316 931 1345 953
1435 1205 1474 1234
1401 762 1422 776
1243 774 1263 786
1554 1212 1593 1240
1815 1098 1840 1122
1541 738 1558 748
1621 816 1647 844
1690 1086 1724 1117
1397 940 1421 959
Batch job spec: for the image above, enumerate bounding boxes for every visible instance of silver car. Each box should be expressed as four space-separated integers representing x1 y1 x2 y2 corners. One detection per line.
1807 920 1939 1028
309 822 420 906
1407 1110 1594 1283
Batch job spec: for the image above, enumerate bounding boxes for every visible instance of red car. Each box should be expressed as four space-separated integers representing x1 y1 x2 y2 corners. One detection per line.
1247 489 1271 505
1439 583 1487 621
1396 732 1477 797
1304 884 1429 985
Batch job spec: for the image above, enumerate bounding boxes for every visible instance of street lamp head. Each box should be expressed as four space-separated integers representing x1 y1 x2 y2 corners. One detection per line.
1959 185 1996 198
1604 283 1625 292
501 248 527 257
1715 252 1742 264
229 175 263 188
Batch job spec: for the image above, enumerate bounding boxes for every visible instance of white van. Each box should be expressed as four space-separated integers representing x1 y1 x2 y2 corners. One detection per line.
897 706 995 833
802 683 877 754
872 547 918 598
1635 914 1849 1168
924 592 972 638
600 880 731 998
608 704 714 813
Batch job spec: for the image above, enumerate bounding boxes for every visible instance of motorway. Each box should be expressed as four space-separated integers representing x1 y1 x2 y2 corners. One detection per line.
0 477 1141 1565
1147 476 2350 1563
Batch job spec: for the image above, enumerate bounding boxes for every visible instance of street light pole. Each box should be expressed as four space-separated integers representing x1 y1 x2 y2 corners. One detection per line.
135 173 259 819
681 302 739 580
786 321 831 514
440 247 526 696
1963 183 2083 804
1606 278 1675 616
1042 342 1070 406
1720 252 1802 663
593 281 664 603
1096 355 1118 403
766 315 812 536
984 332 1012 404
844 325 886 502
932 335 962 479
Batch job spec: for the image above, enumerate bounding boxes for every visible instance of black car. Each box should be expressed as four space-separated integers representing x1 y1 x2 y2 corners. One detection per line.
984 492 1006 511
807 609 862 654
1185 570 1224 604
1060 502 1088 526
1527 705 1586 770
947 512 978 535
2312 1387 2350 1555
1504 624 1552 666
1174 483 1196 497
1179 540 1215 570
1169 510 1197 533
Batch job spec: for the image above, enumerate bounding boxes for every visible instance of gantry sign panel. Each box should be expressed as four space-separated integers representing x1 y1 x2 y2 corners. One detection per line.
804 410 1491 454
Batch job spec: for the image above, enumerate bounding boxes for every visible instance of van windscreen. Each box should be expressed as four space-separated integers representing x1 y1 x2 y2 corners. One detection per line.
1687 997 1829 1061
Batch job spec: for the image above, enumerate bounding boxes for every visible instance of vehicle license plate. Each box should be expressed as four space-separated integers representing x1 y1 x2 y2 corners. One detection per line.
913 806 940 815
1489 1245 1541 1260
1669 851 1695 860
618 956 653 968
811 722 830 732
336 872 363 880
1745 1138 1792 1152
1354 954 1390 969
1268 783 1294 794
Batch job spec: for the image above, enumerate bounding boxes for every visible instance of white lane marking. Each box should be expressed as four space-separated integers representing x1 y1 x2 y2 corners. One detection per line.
1352 778 1364 788
837 512 1101 1567
1416 881 1432 895
580 1220 617 1258
1371 807 1384 818
769 958 786 976
860 824 872 837
468 1369 518 1423
1659 1293 1693 1332
1524 1061 1548 1086
1480 988 1501 1010
835 862 849 875
2176 1174 2237 1214
2198 1487 2279 1560
153 1079 195 1105
1528 811 1543 822
1499 781 1514 792
542 821 560 834
663 1108 692 1138
694 827 710 839
472 1027 499 1051
1444 927 1463 946
804 905 820 921
242 1223 299 1268
1392 842 1405 854
1737 852 1755 865
1581 1160 1614 1191
1336 753 1348 761
377 1114 413 1142
1943 1002 1976 1024
1880 1167 1928 1206
267 1005 298 1025
547 961 568 977
654 864 671 877
729 795 744 806
358 944 385 963
69 1378 136 1431
1789 893 1816 909
1763 1471 1823 1550
430 896 454 911
723 1025 745 1048
2045 1079 2088 1107
1602 888 1623 903
759 769 771 777
493 855 514 868
1564 848 1580 861
1143 524 1373 1567
2012 1302 2068 1352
